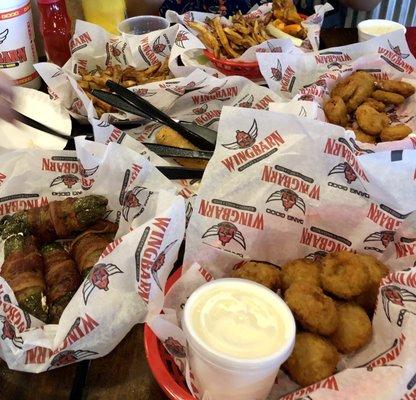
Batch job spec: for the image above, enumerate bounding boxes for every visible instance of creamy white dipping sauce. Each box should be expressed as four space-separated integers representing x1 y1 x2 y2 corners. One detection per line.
361 25 402 35
189 281 290 359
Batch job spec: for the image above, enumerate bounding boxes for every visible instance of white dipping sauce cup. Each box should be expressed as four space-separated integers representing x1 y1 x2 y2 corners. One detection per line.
358 19 406 42
118 15 169 37
182 278 296 400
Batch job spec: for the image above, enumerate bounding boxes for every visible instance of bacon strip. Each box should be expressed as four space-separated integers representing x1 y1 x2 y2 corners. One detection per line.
49 198 81 238
27 205 56 243
1 236 45 295
43 246 81 304
71 233 113 275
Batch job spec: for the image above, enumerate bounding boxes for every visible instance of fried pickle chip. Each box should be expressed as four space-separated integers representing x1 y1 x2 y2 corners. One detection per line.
281 258 320 292
353 127 377 144
372 90 405 105
323 96 348 127
362 97 386 112
355 254 389 314
284 332 339 387
231 261 280 291
380 124 412 142
346 72 375 112
329 303 372 354
321 251 369 299
376 80 415 98
284 282 338 335
355 104 390 136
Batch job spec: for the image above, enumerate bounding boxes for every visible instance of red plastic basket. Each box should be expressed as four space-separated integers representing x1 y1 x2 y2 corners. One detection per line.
203 49 262 79
144 268 195 400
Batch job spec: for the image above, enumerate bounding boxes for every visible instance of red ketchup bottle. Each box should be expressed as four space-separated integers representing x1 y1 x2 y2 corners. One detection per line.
37 0 72 67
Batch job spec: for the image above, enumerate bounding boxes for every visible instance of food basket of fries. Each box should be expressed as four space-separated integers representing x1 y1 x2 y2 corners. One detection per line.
168 2 331 79
203 50 262 79
35 21 206 122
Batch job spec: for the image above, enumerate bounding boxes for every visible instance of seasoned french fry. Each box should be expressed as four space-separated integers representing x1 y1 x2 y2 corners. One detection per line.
213 17 239 58
253 20 264 44
78 61 171 116
224 27 243 41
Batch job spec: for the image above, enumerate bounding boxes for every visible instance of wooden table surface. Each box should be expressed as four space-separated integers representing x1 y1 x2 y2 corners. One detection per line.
1 27 416 400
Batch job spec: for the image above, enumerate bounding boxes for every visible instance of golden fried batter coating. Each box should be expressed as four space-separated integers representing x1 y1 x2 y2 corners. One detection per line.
323 96 348 127
376 80 415 98
231 261 280 291
355 104 390 136
380 124 412 142
331 72 374 113
284 332 339 387
362 97 386 112
331 75 356 101
355 254 389 314
372 90 405 105
353 127 377 144
346 72 375 112
284 282 338 335
281 258 321 292
329 303 372 354
321 251 369 299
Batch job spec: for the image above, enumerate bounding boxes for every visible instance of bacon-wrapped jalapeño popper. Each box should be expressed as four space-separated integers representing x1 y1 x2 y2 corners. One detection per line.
41 243 81 323
1 235 48 322
71 220 118 278
1 196 108 242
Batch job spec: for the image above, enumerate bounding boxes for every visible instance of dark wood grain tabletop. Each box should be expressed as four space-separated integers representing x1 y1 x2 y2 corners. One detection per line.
1 27 416 400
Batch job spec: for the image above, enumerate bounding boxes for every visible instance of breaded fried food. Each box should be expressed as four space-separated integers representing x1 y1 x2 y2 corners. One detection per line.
321 251 369 299
155 126 208 169
376 80 415 98
352 127 377 144
346 72 375 112
284 282 338 335
331 72 374 112
231 261 280 291
380 124 412 142
355 104 390 136
362 97 385 112
329 303 372 353
284 332 339 387
355 254 389 314
281 258 320 292
372 90 405 105
323 96 348 127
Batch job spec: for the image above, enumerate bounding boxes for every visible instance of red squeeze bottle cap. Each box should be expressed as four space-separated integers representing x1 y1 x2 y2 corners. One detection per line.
37 0 62 4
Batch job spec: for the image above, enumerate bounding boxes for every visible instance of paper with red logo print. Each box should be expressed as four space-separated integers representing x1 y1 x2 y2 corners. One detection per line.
87 69 282 144
0 140 186 372
33 20 221 123
166 2 333 58
150 106 416 399
257 30 416 149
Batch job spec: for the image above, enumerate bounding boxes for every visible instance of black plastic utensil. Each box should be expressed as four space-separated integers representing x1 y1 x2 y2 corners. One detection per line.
156 166 204 179
14 110 93 141
144 143 212 160
103 80 215 151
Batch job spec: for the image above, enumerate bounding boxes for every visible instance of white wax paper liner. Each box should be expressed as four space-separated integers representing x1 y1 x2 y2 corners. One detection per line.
257 30 416 149
34 20 223 122
166 2 334 57
150 107 416 399
0 139 186 372
87 68 282 141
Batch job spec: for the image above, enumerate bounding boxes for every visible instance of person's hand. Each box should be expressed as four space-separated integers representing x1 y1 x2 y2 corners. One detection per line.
0 72 14 122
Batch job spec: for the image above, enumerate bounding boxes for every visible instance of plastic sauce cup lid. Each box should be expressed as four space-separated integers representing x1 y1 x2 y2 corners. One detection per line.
183 278 296 370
